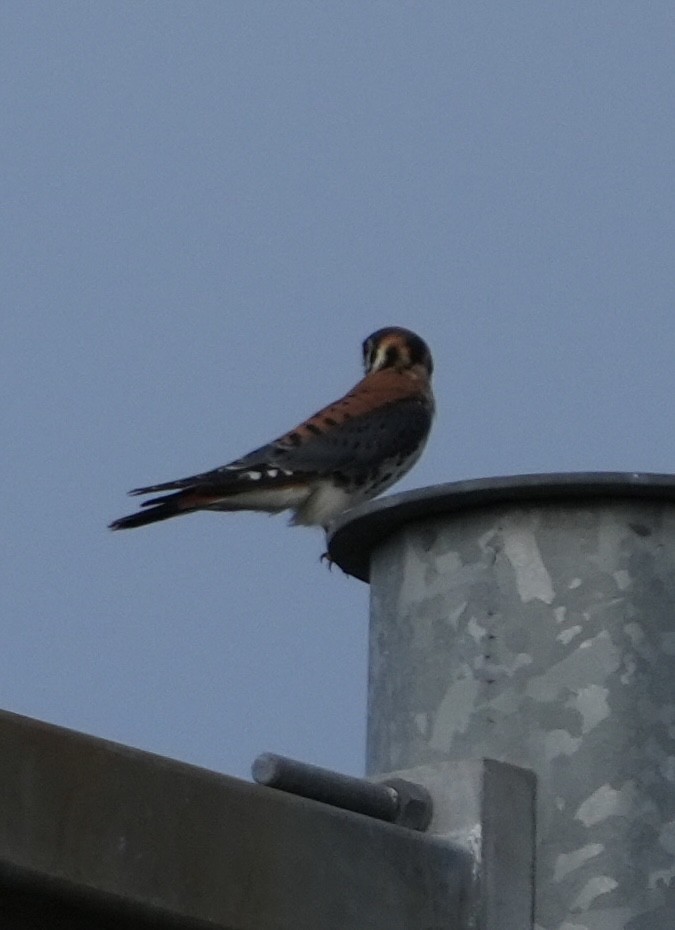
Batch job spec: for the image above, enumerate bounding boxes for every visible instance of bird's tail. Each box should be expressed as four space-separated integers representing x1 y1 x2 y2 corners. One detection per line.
108 491 195 530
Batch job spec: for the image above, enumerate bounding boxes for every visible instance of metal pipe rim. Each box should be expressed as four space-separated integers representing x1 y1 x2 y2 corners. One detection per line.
327 471 675 582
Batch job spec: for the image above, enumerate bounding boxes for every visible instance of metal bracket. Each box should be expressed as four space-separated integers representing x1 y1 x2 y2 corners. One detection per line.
255 752 536 929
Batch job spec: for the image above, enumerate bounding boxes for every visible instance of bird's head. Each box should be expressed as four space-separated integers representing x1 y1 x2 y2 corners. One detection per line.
362 327 433 378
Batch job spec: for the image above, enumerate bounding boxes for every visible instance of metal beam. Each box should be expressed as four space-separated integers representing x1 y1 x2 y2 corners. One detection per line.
0 709 468 929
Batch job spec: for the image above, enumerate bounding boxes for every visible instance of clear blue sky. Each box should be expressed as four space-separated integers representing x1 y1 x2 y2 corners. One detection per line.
2 2 674 780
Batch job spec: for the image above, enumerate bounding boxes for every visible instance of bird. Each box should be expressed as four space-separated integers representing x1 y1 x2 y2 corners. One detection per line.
109 326 434 532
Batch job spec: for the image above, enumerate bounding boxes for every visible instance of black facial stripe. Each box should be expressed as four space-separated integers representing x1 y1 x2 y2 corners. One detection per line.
384 346 399 367
405 334 433 373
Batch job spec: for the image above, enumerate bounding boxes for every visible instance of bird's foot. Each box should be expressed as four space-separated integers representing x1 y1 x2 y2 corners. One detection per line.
320 551 350 576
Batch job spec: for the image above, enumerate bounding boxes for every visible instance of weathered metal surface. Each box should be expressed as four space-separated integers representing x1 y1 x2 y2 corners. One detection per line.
329 475 675 929
0 709 464 929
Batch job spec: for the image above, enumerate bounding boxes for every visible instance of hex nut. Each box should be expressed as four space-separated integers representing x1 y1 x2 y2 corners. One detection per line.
381 778 433 831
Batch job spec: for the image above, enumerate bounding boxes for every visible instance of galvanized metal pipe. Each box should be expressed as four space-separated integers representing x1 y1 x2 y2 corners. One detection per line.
328 473 675 929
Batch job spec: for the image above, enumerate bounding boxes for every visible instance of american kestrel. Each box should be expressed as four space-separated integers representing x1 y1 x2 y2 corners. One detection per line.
109 327 434 532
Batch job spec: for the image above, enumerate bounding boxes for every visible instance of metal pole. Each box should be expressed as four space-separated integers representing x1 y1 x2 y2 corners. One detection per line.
329 472 675 929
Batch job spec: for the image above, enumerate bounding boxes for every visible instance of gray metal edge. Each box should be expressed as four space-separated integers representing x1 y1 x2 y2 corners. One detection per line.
0 708 466 930
327 471 675 581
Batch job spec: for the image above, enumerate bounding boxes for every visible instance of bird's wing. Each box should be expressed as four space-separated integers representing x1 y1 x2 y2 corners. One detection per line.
129 397 432 502
237 397 432 478
129 365 433 501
